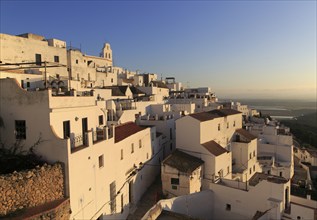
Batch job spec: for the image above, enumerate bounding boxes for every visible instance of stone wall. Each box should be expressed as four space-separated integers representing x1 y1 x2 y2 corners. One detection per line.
0 163 65 216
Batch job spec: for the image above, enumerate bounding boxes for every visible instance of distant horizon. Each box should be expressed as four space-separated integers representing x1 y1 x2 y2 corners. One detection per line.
1 1 316 100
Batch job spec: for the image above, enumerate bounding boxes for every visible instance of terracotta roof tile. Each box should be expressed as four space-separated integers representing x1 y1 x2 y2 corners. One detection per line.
189 109 242 122
235 128 257 141
201 140 229 156
115 122 146 143
163 150 204 173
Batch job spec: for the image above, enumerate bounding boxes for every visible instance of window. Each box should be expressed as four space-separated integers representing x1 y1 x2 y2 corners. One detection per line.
253 165 255 172
233 121 236 127
110 181 116 214
170 143 173 151
151 132 154 141
121 149 123 160
111 78 113 83
35 54 42 65
171 178 179 185
26 82 30 88
99 115 103 125
170 128 173 140
99 155 104 168
139 139 142 148
146 153 149 159
249 168 252 175
63 120 70 139
226 204 231 211
280 172 283 177
172 185 177 190
54 55 59 63
121 193 124 213
76 59 78 64
218 124 221 131
227 166 230 174
297 216 301 220
131 143 134 153
77 74 80 81
253 150 255 157
227 122 229 128
15 120 26 139
249 153 252 160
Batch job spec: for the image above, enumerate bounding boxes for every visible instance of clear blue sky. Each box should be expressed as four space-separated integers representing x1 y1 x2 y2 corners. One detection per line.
1 1 316 100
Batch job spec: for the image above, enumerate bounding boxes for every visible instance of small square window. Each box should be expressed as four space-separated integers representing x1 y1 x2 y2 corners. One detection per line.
54 55 59 63
171 178 179 185
226 204 231 211
172 185 177 190
99 155 104 168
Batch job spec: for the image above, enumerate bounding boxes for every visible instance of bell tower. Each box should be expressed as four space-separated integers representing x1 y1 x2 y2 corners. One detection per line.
100 43 113 63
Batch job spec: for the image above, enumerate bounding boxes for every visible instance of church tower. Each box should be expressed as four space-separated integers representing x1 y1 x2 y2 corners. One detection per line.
100 43 113 63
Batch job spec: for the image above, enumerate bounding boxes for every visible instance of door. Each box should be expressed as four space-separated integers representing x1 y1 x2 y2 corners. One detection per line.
129 181 133 204
82 118 88 145
63 121 70 139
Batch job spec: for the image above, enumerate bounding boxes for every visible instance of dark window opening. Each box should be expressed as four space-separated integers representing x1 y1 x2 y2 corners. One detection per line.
15 120 26 139
226 204 231 211
171 178 179 185
26 82 30 88
99 115 103 125
35 54 42 66
54 55 59 63
63 120 70 139
99 155 104 168
170 128 173 140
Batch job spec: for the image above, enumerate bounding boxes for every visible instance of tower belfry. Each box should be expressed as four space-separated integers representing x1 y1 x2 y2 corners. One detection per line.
100 43 112 61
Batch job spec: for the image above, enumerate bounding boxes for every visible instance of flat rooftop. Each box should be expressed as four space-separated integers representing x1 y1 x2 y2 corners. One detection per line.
249 172 288 186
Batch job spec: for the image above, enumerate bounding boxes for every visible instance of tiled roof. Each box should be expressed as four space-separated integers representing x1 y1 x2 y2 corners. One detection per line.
209 109 242 117
189 112 220 122
189 109 242 122
115 122 146 143
163 150 204 173
201 140 229 156
235 129 257 141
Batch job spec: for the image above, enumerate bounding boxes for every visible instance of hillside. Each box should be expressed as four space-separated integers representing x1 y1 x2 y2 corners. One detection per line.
281 111 317 148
